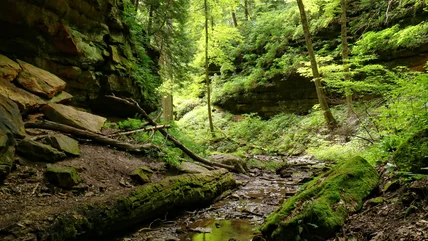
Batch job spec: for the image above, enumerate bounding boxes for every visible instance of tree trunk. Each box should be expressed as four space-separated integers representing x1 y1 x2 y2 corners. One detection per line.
205 0 215 136
162 95 173 122
244 0 250 20
148 5 153 35
296 0 337 129
232 10 238 27
341 0 353 117
134 0 139 11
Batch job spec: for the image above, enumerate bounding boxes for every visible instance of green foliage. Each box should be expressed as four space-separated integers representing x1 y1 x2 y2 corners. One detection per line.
122 0 160 102
353 22 428 56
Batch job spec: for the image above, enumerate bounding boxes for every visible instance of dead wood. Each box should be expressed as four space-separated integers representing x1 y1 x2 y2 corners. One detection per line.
106 95 240 173
25 120 160 152
108 125 171 137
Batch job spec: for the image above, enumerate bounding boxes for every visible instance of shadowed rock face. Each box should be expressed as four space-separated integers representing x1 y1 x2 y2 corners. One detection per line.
214 73 318 118
0 0 158 116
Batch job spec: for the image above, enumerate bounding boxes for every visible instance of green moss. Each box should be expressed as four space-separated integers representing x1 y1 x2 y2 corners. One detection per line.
44 170 236 241
393 128 428 174
130 166 153 184
261 157 379 241
45 166 81 189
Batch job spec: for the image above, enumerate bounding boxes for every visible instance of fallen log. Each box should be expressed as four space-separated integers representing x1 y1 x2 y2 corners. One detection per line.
40 170 236 241
108 125 171 137
25 120 159 152
106 95 240 173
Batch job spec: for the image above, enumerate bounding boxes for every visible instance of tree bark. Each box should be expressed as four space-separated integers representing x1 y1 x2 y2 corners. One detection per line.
25 120 159 152
232 10 238 27
296 0 337 129
105 96 241 173
244 0 250 20
135 0 139 11
341 0 353 117
204 0 215 136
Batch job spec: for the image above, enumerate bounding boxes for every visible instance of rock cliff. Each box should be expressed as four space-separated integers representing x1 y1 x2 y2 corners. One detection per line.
0 0 159 117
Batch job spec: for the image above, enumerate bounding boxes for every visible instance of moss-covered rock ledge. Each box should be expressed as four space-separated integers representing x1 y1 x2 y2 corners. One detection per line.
41 170 236 241
260 157 379 241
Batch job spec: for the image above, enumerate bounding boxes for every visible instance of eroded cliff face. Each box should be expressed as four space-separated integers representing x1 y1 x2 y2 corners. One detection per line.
215 73 318 118
0 0 158 116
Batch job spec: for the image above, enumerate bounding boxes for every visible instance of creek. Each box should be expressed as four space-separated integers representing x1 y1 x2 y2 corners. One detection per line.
115 156 328 241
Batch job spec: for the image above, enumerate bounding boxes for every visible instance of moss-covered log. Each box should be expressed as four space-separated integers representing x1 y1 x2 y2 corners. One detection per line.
260 157 378 241
41 170 236 241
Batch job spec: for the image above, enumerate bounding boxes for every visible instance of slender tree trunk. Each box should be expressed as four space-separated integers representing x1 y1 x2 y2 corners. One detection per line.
244 0 250 20
296 0 337 129
134 0 139 11
232 10 238 27
205 0 214 135
341 0 353 117
147 5 153 35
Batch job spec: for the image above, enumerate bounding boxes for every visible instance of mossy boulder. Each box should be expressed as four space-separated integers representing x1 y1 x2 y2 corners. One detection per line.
260 156 379 241
393 128 428 174
45 166 82 189
130 166 153 184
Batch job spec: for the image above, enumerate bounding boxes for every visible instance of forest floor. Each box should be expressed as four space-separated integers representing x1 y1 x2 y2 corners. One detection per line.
1 135 427 241
0 140 166 241
328 165 428 241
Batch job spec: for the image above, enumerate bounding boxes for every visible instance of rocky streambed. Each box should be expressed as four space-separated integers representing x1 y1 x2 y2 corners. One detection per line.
113 156 329 241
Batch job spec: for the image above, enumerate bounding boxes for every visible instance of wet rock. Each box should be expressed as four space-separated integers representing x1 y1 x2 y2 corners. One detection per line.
17 139 66 163
0 54 21 81
130 166 153 184
177 162 210 174
45 165 81 189
42 103 106 133
44 134 79 156
0 78 45 112
16 60 66 99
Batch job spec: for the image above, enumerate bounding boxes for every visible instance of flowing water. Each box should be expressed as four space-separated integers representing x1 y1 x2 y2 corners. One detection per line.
116 156 328 241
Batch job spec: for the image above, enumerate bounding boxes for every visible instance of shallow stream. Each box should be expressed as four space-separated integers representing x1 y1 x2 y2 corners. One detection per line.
116 156 327 241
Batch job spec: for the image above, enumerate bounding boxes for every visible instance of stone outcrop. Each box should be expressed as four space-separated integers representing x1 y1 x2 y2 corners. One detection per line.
42 103 106 133
44 134 80 156
17 139 67 163
16 60 67 99
0 94 26 138
214 73 318 118
0 54 21 81
0 0 158 116
0 94 25 180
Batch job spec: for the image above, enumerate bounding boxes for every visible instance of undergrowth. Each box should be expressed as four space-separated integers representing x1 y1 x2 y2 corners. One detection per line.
173 71 428 167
